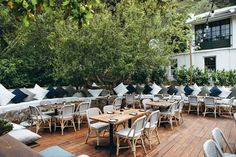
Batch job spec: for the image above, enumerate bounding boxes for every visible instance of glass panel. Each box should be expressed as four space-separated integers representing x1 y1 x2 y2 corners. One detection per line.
205 57 216 71
195 19 230 49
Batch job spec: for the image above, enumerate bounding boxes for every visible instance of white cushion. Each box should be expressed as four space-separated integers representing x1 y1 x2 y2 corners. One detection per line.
11 123 26 130
116 128 141 138
90 122 109 129
219 86 231 98
8 129 41 144
113 83 128 96
31 84 49 100
177 85 185 95
192 83 201 96
0 84 15 106
88 89 103 97
151 83 162 95
21 88 36 102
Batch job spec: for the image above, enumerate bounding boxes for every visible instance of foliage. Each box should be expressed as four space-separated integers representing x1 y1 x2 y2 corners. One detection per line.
151 67 167 85
0 0 191 88
173 66 190 85
0 0 100 27
131 66 150 84
174 66 236 86
211 70 236 86
192 67 210 86
0 59 30 88
48 1 189 86
0 119 13 136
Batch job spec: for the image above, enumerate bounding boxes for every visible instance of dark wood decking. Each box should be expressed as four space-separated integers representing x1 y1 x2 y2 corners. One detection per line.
33 114 236 157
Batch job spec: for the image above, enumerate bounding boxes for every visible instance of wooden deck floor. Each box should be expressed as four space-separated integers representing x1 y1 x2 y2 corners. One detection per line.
33 114 236 157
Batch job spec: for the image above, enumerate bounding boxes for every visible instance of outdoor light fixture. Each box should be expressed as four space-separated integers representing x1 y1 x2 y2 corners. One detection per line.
201 0 215 42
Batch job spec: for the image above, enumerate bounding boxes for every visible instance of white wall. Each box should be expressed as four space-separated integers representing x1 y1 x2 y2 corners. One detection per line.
173 47 236 70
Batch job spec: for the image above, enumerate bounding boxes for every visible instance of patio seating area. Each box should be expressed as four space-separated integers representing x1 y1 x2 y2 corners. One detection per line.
30 113 236 157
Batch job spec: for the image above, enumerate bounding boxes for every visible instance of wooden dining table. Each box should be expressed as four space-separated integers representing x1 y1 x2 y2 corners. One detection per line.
90 108 147 154
147 100 174 107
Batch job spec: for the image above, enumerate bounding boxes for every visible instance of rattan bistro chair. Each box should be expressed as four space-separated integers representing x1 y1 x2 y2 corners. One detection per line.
212 128 235 154
142 99 153 111
103 105 114 113
175 100 185 125
159 102 178 130
144 110 161 149
74 101 91 130
203 139 224 157
85 108 109 146
188 95 200 116
115 115 147 157
54 104 76 135
113 97 123 110
219 97 235 117
204 97 217 118
39 100 54 115
29 106 52 134
125 94 136 108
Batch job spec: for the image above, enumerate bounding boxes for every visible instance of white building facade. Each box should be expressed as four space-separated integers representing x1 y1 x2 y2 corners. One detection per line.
170 6 236 78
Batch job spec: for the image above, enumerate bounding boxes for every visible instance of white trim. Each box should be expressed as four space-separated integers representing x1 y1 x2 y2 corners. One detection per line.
173 47 236 57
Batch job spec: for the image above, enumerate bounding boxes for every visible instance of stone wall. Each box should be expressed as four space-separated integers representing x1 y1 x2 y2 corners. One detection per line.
0 96 117 123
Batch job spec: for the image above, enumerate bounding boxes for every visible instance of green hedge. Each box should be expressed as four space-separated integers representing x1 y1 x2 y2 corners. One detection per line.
173 66 236 86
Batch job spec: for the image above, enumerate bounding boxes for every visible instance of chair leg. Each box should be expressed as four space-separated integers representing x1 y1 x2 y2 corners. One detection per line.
141 136 147 154
96 130 100 146
61 120 64 135
36 123 40 134
147 130 151 150
78 116 81 130
131 139 136 157
155 127 161 144
48 120 52 133
85 128 91 144
188 105 191 114
72 119 76 132
116 136 120 156
170 117 173 130
54 120 57 132
214 107 216 118
204 107 206 117
197 105 199 116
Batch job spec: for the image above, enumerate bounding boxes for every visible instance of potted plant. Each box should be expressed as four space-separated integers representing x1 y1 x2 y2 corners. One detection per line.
0 119 13 136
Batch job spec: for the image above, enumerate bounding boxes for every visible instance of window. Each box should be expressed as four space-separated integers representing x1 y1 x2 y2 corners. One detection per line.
205 56 216 71
171 59 178 75
195 19 230 50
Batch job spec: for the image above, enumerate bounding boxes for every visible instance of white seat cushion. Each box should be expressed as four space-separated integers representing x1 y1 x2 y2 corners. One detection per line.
90 122 109 129
31 84 49 100
11 123 26 130
116 128 141 138
88 89 103 97
8 129 41 144
0 84 15 106
32 114 51 120
219 86 231 98
151 83 162 95
113 83 128 96
54 115 74 120
192 83 201 96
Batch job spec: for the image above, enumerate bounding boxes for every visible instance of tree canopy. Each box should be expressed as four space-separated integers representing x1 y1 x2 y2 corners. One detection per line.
1 0 234 88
